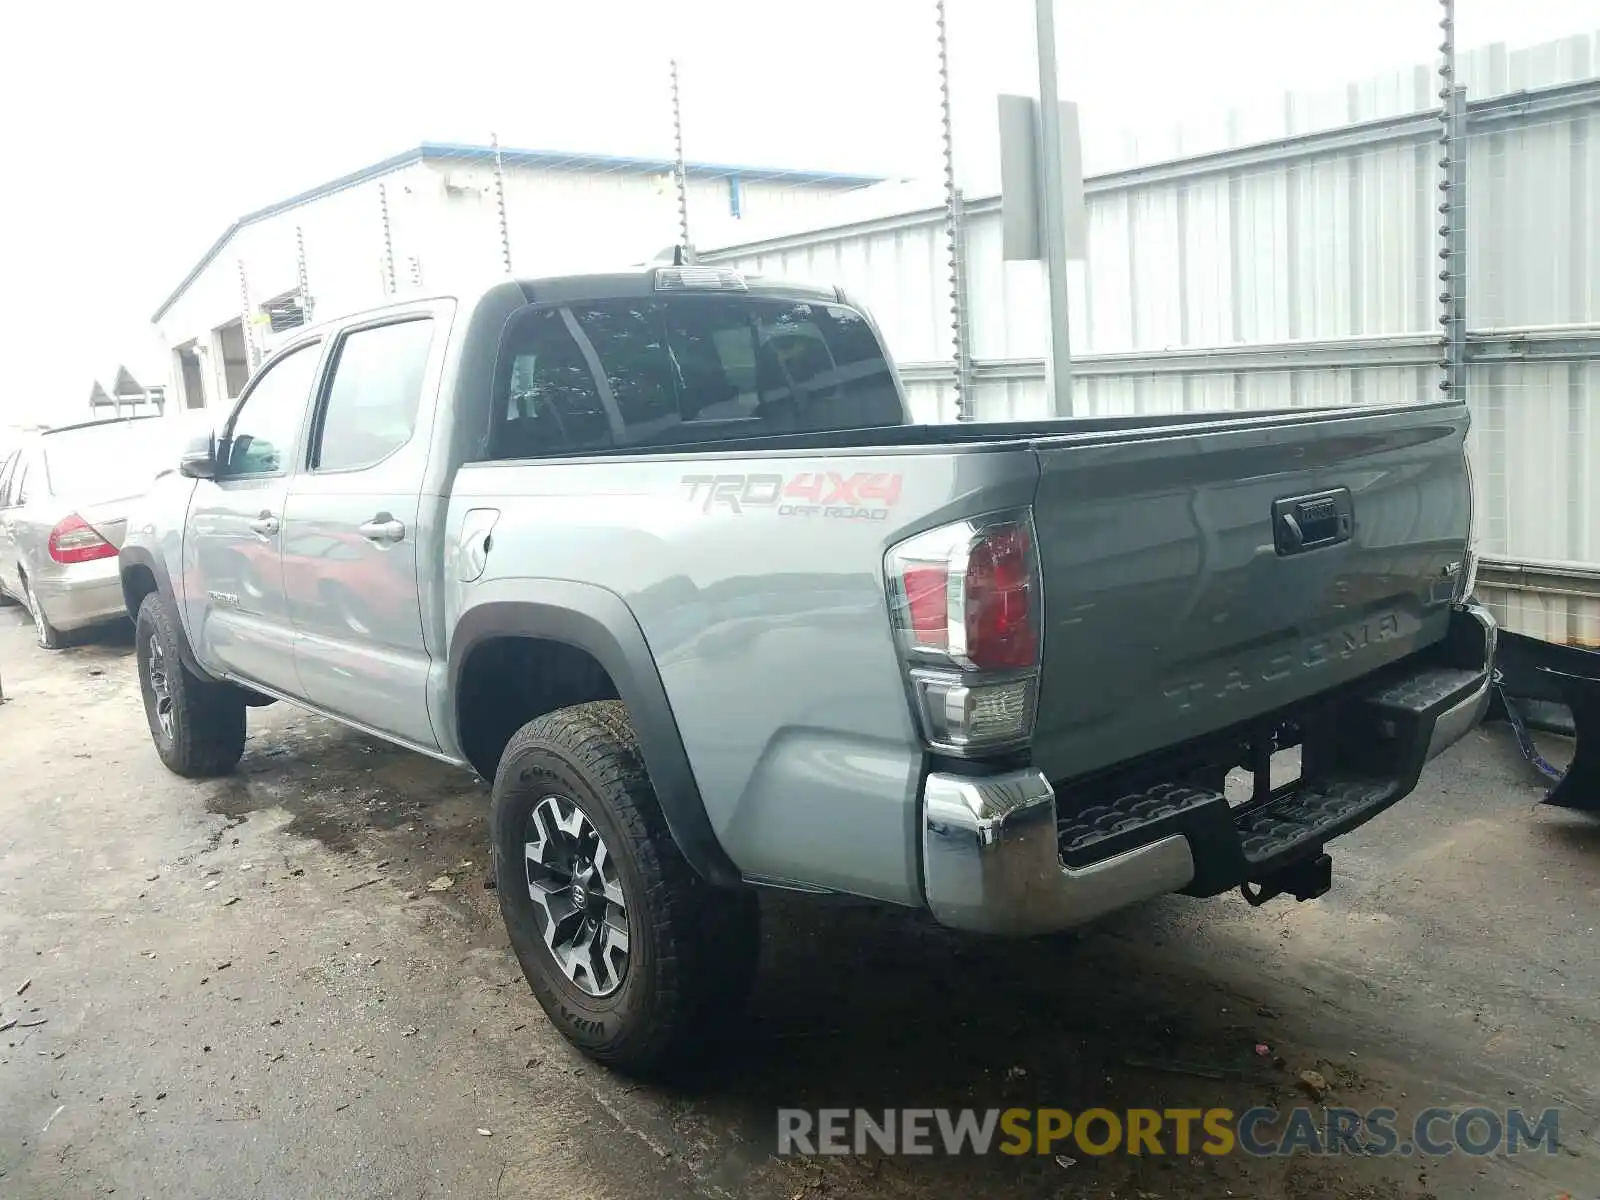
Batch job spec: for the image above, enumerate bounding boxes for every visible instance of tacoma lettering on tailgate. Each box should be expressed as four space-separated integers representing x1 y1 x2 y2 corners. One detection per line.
1162 612 1403 711
682 472 903 521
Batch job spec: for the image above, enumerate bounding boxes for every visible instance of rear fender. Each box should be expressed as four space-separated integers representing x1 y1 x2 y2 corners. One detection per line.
448 581 742 888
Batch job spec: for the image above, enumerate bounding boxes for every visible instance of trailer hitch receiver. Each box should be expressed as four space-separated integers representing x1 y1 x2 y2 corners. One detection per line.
1240 852 1333 907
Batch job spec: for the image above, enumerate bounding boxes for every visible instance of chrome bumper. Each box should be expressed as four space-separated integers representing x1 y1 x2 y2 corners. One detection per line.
922 769 1195 936
1425 603 1497 761
922 603 1498 937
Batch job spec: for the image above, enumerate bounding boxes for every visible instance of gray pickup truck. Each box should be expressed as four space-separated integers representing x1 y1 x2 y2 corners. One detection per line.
121 267 1495 1074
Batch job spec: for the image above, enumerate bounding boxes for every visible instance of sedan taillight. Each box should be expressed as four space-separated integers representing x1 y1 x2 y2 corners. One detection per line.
48 514 118 564
886 510 1042 755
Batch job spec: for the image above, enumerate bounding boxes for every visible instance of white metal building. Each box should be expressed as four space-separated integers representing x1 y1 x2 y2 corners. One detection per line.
151 143 879 414
699 31 1600 645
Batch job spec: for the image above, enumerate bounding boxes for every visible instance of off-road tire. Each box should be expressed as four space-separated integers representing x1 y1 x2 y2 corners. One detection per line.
135 593 247 778
22 575 64 650
491 700 759 1076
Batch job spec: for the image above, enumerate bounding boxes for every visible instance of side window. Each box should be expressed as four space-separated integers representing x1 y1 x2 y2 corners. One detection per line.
489 308 613 459
313 319 433 472
13 461 31 505
222 343 321 476
0 452 17 507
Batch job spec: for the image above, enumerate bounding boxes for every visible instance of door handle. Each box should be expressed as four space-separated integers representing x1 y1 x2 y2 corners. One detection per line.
248 512 280 536
358 516 406 543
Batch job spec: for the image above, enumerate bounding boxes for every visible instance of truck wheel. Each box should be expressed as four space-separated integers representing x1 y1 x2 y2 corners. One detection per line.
491 700 759 1076
135 593 247 778
21 575 64 650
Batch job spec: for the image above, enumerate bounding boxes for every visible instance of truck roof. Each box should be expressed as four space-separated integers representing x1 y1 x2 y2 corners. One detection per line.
515 268 841 307
266 267 845 354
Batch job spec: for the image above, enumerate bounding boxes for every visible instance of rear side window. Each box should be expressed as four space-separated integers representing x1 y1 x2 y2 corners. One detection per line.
485 296 901 460
313 319 434 471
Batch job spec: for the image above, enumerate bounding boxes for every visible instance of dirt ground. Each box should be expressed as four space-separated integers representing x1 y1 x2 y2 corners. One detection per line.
0 608 1596 1200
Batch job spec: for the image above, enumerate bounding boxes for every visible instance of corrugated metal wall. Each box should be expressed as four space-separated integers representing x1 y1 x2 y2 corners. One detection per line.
702 32 1600 644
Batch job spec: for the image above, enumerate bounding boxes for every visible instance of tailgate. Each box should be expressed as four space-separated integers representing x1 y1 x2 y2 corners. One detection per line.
1027 403 1471 783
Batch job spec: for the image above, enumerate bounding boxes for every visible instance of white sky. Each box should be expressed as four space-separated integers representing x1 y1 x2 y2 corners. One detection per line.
0 0 1592 426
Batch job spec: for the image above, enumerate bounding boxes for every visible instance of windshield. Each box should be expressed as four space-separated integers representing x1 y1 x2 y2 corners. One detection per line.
39 419 176 500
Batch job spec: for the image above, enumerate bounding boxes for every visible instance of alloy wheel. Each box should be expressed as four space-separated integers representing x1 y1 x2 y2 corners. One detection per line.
23 580 48 648
524 795 630 997
146 634 175 740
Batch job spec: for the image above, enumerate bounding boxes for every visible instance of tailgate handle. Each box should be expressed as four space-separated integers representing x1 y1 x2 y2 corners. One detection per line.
1273 489 1352 556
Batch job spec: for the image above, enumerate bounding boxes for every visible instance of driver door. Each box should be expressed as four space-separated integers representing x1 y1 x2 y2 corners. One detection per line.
183 340 324 694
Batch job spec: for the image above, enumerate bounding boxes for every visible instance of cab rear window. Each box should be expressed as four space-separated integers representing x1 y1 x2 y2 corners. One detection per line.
484 296 902 460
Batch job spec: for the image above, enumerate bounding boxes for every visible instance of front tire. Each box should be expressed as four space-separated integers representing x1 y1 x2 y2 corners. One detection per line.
135 593 246 778
21 575 63 650
491 701 759 1076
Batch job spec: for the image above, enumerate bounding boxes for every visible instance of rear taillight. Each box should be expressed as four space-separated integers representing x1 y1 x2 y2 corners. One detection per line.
48 514 117 565
886 510 1042 754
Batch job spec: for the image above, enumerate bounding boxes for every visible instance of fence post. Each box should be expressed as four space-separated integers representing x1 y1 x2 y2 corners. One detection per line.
1437 0 1467 403
378 182 398 296
935 0 973 420
295 224 313 324
491 132 513 275
236 259 258 372
670 59 694 262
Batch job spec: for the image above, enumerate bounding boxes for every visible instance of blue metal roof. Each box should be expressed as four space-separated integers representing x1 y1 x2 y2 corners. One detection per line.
151 143 883 322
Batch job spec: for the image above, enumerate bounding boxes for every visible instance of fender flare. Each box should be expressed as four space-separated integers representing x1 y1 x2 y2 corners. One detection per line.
448 582 742 889
118 546 219 683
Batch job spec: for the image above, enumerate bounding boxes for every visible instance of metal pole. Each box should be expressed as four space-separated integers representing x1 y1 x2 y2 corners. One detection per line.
670 59 694 262
490 133 513 275
1034 0 1074 416
295 224 313 324
1437 0 1467 403
378 182 398 295
236 259 257 372
935 0 973 419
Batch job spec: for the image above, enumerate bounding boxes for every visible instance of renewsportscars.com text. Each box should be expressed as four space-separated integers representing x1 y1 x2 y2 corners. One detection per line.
776 1106 1560 1158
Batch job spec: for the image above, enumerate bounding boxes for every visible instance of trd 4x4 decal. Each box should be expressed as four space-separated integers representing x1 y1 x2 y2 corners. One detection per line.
682 472 903 521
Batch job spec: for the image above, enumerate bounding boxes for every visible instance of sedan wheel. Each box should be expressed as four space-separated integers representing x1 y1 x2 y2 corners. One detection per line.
22 577 63 650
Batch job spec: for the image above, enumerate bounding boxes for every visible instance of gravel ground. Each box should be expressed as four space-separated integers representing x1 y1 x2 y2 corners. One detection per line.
0 607 1596 1199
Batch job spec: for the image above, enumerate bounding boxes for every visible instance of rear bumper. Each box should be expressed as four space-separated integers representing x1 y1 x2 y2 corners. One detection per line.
33 560 127 632
922 603 1496 935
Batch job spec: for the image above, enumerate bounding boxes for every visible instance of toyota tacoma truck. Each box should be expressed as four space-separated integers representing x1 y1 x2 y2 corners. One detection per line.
121 267 1495 1074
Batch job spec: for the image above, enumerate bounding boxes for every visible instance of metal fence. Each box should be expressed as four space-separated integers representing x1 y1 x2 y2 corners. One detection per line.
697 25 1600 645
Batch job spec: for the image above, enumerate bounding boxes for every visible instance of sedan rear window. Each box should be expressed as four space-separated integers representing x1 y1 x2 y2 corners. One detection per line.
40 420 176 500
486 295 902 460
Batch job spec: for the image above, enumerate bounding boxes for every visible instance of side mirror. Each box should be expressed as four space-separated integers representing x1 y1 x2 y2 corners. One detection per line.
178 434 218 480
